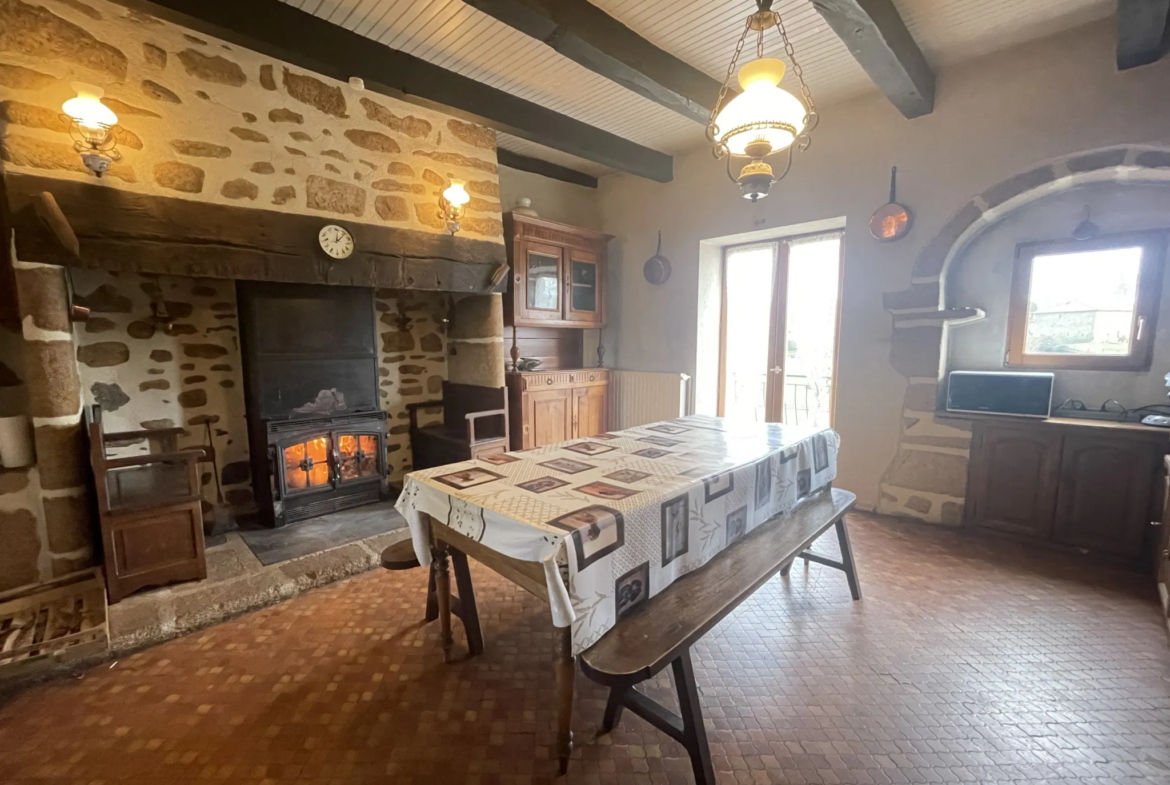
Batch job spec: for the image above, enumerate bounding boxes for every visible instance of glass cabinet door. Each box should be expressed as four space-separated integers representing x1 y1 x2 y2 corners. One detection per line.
566 250 601 323
521 242 563 321
282 436 331 493
336 433 380 483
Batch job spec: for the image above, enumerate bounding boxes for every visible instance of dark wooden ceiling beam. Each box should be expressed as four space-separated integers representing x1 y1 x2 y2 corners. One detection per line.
497 149 598 188
1117 0 1170 70
462 0 726 124
109 0 673 182
811 0 935 118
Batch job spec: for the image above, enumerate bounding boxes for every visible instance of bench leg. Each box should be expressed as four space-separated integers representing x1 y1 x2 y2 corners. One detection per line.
779 561 792 578
600 686 626 734
554 625 575 775
432 543 454 663
835 517 862 601
450 549 484 656
672 649 716 785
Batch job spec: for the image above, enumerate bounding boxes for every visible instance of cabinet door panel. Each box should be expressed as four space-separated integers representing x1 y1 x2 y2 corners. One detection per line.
1053 435 1156 557
968 426 1061 538
527 389 571 448
573 385 608 439
519 241 564 322
566 249 602 325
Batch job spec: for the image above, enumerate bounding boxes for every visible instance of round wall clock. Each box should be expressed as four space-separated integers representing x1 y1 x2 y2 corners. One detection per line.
318 224 355 259
870 166 912 242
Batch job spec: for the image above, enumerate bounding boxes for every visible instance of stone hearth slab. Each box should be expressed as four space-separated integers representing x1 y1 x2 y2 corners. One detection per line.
238 501 405 566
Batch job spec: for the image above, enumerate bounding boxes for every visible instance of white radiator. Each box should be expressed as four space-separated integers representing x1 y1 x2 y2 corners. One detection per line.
609 370 691 430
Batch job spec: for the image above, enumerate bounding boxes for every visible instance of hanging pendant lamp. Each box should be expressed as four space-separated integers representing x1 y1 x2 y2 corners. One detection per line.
707 0 819 202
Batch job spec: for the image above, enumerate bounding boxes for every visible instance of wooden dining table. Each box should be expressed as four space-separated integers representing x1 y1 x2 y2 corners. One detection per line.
395 414 840 773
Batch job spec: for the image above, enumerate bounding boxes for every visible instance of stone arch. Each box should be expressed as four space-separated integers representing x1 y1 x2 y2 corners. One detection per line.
877 145 1170 524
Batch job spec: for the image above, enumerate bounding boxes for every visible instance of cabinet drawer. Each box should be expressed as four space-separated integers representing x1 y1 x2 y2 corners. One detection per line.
520 369 607 390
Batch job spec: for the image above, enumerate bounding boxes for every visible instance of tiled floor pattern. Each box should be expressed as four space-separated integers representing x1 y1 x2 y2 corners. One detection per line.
2 512 1169 784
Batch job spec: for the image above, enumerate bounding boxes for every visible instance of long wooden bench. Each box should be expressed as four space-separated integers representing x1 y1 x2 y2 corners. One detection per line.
578 487 860 785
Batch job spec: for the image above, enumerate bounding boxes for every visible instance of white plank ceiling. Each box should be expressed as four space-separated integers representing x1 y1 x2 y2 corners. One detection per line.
282 0 1115 177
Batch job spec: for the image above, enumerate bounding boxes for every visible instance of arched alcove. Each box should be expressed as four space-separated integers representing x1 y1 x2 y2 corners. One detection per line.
878 145 1170 524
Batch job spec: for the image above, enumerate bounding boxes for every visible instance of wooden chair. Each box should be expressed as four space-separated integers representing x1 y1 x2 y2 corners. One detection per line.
406 382 509 470
380 538 483 655
87 405 208 604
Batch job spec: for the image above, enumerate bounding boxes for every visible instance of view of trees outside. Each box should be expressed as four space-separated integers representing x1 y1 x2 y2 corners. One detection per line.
1024 246 1142 356
722 236 841 427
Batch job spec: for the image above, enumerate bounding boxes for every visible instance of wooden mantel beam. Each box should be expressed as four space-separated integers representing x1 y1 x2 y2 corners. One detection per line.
1117 0 1170 70
108 0 673 182
3 173 508 294
811 0 935 119
462 0 727 124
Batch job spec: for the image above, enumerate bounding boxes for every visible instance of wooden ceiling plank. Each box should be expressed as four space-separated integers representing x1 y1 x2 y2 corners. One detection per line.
108 0 673 181
1117 0 1170 70
811 0 935 118
461 0 728 124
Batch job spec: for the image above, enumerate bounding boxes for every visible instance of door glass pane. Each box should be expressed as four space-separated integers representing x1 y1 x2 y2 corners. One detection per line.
306 436 330 487
527 252 559 311
722 245 776 423
359 435 378 475
571 260 597 312
782 237 841 427
1024 246 1142 355
338 434 359 480
284 442 308 490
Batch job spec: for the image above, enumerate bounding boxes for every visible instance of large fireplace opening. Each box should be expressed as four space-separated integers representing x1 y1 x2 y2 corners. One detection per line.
238 282 389 527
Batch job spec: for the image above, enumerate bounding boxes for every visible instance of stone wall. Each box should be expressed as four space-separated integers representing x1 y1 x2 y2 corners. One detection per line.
0 0 503 241
70 270 253 511
373 289 448 482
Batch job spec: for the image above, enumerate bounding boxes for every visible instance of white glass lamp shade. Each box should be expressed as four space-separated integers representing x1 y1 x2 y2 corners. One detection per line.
714 58 807 156
62 82 117 133
442 180 471 207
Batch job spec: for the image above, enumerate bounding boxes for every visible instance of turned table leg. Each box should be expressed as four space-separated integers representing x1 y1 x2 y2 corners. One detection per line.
432 542 454 662
554 625 575 774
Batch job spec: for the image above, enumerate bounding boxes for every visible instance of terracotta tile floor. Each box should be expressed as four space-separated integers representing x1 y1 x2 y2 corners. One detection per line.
3 512 1170 784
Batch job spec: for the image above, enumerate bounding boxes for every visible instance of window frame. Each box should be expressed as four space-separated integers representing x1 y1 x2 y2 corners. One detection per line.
1005 231 1167 371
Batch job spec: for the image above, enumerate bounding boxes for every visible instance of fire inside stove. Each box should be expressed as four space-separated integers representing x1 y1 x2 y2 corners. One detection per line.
282 434 380 491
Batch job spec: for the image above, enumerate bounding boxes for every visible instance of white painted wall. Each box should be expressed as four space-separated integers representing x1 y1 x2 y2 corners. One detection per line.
596 20 1170 510
947 182 1170 408
498 165 602 230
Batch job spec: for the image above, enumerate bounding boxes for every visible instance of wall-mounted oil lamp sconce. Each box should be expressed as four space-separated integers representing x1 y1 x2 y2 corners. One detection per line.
61 82 120 177
438 180 470 235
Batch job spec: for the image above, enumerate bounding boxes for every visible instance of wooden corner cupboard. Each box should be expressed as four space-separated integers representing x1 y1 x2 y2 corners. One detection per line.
506 369 609 450
962 414 1169 569
504 214 610 329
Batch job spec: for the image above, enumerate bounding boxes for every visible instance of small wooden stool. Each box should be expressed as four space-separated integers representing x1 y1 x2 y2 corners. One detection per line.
381 538 484 655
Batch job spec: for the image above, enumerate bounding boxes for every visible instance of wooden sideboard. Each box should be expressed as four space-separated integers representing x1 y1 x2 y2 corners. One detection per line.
507 369 609 450
964 415 1170 568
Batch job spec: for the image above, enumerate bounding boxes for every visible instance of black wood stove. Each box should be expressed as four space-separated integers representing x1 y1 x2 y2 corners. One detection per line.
238 282 388 527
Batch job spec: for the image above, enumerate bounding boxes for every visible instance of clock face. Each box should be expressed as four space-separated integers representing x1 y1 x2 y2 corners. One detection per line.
318 224 354 259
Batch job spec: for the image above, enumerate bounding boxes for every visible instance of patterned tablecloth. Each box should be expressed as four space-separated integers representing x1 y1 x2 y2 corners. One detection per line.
395 415 839 654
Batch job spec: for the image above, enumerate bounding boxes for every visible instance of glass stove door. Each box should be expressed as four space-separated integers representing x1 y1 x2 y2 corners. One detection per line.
335 432 381 483
282 435 333 494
